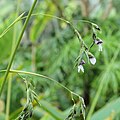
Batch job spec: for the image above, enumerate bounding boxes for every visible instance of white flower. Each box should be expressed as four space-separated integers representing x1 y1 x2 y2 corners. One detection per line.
88 52 96 65
89 57 96 65
78 65 84 73
95 38 103 52
78 60 85 73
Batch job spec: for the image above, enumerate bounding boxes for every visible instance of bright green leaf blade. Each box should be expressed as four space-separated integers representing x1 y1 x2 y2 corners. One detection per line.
0 12 24 38
91 98 120 120
40 100 66 120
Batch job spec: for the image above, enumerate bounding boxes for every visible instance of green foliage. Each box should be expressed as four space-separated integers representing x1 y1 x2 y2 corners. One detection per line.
30 1 56 42
0 0 120 120
91 98 120 120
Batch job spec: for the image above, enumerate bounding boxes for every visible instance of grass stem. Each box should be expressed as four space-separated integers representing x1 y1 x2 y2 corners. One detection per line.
0 0 38 96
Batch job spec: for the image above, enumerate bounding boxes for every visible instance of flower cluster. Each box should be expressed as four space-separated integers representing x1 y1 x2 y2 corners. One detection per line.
78 52 96 73
77 23 103 73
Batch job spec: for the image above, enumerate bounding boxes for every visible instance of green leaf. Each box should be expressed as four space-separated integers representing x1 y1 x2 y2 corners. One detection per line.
91 98 120 120
40 100 66 120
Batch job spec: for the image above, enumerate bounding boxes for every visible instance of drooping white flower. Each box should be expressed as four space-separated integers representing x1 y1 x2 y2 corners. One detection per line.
89 57 96 65
78 60 85 73
78 65 84 73
88 52 96 65
95 38 103 51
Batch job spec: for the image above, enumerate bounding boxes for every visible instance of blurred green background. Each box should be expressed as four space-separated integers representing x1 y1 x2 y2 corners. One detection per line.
0 0 120 120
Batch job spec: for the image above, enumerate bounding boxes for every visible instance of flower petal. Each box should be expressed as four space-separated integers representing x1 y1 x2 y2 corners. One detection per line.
95 39 103 45
78 65 84 73
90 57 96 65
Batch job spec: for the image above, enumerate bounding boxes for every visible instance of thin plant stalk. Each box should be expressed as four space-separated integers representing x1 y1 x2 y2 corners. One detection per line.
86 76 105 120
0 69 85 119
86 49 120 120
0 0 38 96
5 0 21 119
0 13 24 39
0 13 94 49
6 75 12 120
0 69 82 100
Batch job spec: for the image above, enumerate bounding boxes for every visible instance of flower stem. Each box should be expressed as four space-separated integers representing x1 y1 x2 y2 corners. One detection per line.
0 0 38 96
0 69 81 99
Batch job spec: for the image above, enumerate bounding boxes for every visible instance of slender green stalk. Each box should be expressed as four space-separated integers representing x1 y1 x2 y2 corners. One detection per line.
86 76 105 120
23 13 94 25
0 13 24 39
8 68 84 119
0 0 38 96
5 1 21 119
72 19 94 25
0 69 81 99
22 13 89 48
0 13 93 48
0 13 95 39
6 75 12 120
86 49 120 120
30 13 88 49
